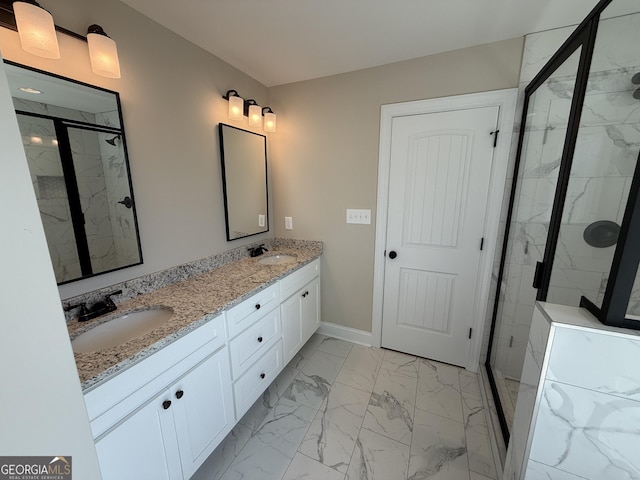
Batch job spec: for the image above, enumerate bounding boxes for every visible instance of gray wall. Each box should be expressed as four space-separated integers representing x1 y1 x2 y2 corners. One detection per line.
1 0 523 333
269 38 524 332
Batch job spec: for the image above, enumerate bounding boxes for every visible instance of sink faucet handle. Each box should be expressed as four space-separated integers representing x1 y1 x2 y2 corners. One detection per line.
64 303 89 321
104 289 123 308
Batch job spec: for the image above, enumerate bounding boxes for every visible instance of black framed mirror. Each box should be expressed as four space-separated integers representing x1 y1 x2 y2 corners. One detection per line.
218 123 269 241
5 60 143 285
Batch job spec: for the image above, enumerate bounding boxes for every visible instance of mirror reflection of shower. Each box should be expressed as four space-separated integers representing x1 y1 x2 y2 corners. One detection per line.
105 134 121 146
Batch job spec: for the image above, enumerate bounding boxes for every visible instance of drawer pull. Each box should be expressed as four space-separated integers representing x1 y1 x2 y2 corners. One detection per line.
175 390 184 399
255 303 261 310
257 336 263 343
260 372 266 379
302 291 310 298
162 400 172 410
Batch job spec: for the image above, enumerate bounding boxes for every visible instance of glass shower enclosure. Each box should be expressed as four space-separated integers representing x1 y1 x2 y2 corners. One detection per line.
486 0 640 444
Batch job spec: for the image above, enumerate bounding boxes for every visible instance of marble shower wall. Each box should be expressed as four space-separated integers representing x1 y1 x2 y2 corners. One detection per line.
16 113 82 282
95 111 139 269
547 12 640 314
487 11 640 380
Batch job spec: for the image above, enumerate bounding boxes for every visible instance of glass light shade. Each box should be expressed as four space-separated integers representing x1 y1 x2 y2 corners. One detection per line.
87 32 121 78
228 95 244 121
263 112 277 132
248 104 262 127
13 2 60 59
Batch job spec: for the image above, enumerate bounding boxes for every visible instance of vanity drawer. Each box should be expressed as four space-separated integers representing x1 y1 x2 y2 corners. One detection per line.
233 341 283 420
280 259 320 300
226 283 280 339
229 308 281 379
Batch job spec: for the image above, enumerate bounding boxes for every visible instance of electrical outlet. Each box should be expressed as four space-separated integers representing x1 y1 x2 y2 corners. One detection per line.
258 214 265 227
285 216 293 230
346 209 371 224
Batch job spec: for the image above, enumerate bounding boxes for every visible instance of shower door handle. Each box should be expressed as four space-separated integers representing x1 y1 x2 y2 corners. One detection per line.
533 261 545 289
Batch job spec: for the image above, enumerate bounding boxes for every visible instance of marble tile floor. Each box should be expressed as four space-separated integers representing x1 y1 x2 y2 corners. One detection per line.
192 334 497 480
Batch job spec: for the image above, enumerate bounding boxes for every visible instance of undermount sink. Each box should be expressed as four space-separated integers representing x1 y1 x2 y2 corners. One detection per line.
257 254 297 265
71 307 174 353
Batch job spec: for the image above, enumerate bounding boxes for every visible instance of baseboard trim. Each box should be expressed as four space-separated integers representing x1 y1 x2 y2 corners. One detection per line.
317 322 372 346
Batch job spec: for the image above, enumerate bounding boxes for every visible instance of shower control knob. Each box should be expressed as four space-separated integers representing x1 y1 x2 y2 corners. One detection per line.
388 251 398 259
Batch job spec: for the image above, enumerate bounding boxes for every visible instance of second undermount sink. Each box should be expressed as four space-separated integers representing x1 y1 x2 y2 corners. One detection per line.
71 307 174 354
257 254 297 265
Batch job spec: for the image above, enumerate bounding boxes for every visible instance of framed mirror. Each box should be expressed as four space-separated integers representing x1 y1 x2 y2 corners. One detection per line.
218 123 269 240
5 61 142 285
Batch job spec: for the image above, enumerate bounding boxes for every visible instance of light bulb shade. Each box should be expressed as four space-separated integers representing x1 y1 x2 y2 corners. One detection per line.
248 104 262 127
13 1 60 59
228 95 244 121
87 28 121 78
263 111 277 132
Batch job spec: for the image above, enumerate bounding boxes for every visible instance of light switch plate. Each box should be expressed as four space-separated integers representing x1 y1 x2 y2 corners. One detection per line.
258 214 266 227
285 216 293 230
346 209 371 224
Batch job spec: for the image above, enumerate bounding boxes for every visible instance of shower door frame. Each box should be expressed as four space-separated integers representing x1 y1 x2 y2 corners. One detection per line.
484 0 612 445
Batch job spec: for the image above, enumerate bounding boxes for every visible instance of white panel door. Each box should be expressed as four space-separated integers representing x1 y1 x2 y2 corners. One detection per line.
382 106 499 367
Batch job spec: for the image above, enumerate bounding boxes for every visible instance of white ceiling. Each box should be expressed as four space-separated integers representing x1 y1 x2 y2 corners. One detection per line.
120 0 636 87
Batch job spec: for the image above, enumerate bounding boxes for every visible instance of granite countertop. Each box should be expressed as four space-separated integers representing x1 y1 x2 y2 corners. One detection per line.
69 245 322 391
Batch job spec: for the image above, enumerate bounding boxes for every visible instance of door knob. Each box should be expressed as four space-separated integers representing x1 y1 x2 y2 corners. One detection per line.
388 251 398 259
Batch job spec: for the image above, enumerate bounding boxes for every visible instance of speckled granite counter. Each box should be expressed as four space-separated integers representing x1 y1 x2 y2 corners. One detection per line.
68 241 322 391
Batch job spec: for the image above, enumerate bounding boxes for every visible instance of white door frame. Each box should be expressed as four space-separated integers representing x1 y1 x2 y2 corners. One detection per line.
372 89 518 371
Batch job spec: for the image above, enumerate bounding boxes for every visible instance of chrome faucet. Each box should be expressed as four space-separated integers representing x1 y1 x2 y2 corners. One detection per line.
65 290 123 322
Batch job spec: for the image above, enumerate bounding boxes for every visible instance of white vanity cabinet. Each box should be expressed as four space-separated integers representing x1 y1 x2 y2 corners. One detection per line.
88 315 234 480
280 259 320 364
85 257 322 480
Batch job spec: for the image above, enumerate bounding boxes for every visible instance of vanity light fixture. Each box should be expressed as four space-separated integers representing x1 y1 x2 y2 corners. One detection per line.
13 1 60 59
223 90 244 121
262 107 276 133
247 100 262 127
0 1 121 78
87 24 121 79
222 89 277 132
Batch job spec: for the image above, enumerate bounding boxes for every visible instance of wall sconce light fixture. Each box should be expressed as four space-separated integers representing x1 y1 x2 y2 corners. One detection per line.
223 90 244 121
222 89 277 132
247 100 262 128
0 1 121 78
262 107 276 133
13 1 59 59
87 24 120 79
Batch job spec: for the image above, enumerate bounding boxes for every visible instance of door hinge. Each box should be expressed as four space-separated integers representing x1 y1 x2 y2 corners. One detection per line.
509 336 514 348
490 129 500 148
480 238 485 251
468 328 473 339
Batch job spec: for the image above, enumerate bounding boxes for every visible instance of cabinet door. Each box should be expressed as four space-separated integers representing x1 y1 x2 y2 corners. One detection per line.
171 347 234 479
95 391 182 480
301 277 320 341
281 291 303 365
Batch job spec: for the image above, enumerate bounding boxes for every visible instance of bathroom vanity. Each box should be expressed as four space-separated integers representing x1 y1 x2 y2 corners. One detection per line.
69 243 321 480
